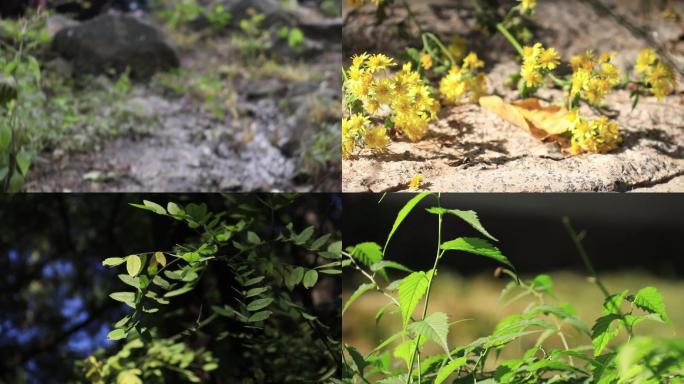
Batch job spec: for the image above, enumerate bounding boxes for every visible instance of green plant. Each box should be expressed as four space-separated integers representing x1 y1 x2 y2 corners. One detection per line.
88 195 342 382
341 193 681 383
277 26 305 52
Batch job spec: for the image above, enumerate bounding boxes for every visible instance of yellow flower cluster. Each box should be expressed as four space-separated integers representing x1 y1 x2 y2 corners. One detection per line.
346 0 383 6
409 173 424 190
343 53 439 157
439 52 488 104
519 0 537 13
520 43 560 88
635 49 677 101
569 51 621 105
567 109 622 154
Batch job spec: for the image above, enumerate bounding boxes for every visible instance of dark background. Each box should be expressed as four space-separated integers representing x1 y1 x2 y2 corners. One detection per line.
342 193 684 279
0 193 342 384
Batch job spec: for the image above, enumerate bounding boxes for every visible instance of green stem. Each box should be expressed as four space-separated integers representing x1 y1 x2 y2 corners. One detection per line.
423 32 456 67
405 193 443 384
563 217 634 337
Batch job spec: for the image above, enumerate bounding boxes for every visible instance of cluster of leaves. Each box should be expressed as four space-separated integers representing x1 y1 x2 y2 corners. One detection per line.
155 0 232 32
85 195 342 382
341 193 682 384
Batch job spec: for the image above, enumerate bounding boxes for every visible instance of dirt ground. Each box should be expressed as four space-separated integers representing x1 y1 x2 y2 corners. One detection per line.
342 0 684 192
24 10 341 192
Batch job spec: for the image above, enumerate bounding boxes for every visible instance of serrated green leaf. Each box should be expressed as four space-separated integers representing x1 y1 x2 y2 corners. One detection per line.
441 237 513 270
370 260 413 273
592 314 621 356
426 207 497 241
302 269 318 288
384 192 432 254
632 286 669 323
351 242 383 267
126 255 142 277
435 356 467 384
407 312 450 355
343 282 376 315
398 270 433 329
247 298 273 311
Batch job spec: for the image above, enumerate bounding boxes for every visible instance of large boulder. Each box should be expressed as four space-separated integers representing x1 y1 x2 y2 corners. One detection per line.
52 14 179 79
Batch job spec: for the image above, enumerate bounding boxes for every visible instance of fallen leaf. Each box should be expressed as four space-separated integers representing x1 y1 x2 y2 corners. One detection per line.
479 96 570 146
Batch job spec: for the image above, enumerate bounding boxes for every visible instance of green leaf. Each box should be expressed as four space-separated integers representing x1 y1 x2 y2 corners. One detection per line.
441 237 514 270
435 356 468 384
0 124 11 152
326 241 342 257
102 257 126 266
247 231 261 244
243 276 265 286
346 345 368 376
384 192 431 254
212 305 235 317
154 252 167 267
130 200 167 215
592 314 621 356
351 242 383 267
603 290 629 315
398 270 433 329
107 328 128 341
632 286 669 323
247 310 272 322
109 292 136 308
287 266 305 288
343 282 376 315
294 226 314 245
167 202 184 216
164 285 194 298
309 234 331 250
407 312 450 355
245 287 269 297
247 298 273 311
370 261 413 273
302 269 318 288
118 274 140 288
126 255 142 277
152 275 171 289
426 207 497 241
15 150 32 176
182 252 201 263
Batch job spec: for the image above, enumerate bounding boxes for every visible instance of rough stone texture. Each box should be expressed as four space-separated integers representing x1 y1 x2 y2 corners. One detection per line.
342 0 684 192
52 14 180 79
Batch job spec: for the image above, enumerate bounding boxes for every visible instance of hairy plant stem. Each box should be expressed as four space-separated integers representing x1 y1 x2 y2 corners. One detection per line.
563 217 634 338
405 193 444 384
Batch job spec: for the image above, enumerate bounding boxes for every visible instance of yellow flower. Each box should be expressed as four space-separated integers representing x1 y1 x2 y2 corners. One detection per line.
539 47 560 70
519 0 536 13
570 51 595 71
600 63 620 85
364 126 389 151
409 174 424 190
373 77 395 105
521 63 543 87
635 49 657 73
420 53 433 70
567 110 622 154
570 68 589 98
463 52 484 70
366 54 396 73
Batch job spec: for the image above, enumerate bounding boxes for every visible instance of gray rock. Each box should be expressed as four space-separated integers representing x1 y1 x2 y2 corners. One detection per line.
52 14 180 79
45 14 79 39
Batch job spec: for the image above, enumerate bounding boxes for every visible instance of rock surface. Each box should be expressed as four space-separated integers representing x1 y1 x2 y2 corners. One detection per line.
52 14 180 79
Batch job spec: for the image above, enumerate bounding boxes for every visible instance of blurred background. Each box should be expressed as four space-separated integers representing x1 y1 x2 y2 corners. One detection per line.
342 193 684 358
0 193 341 383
